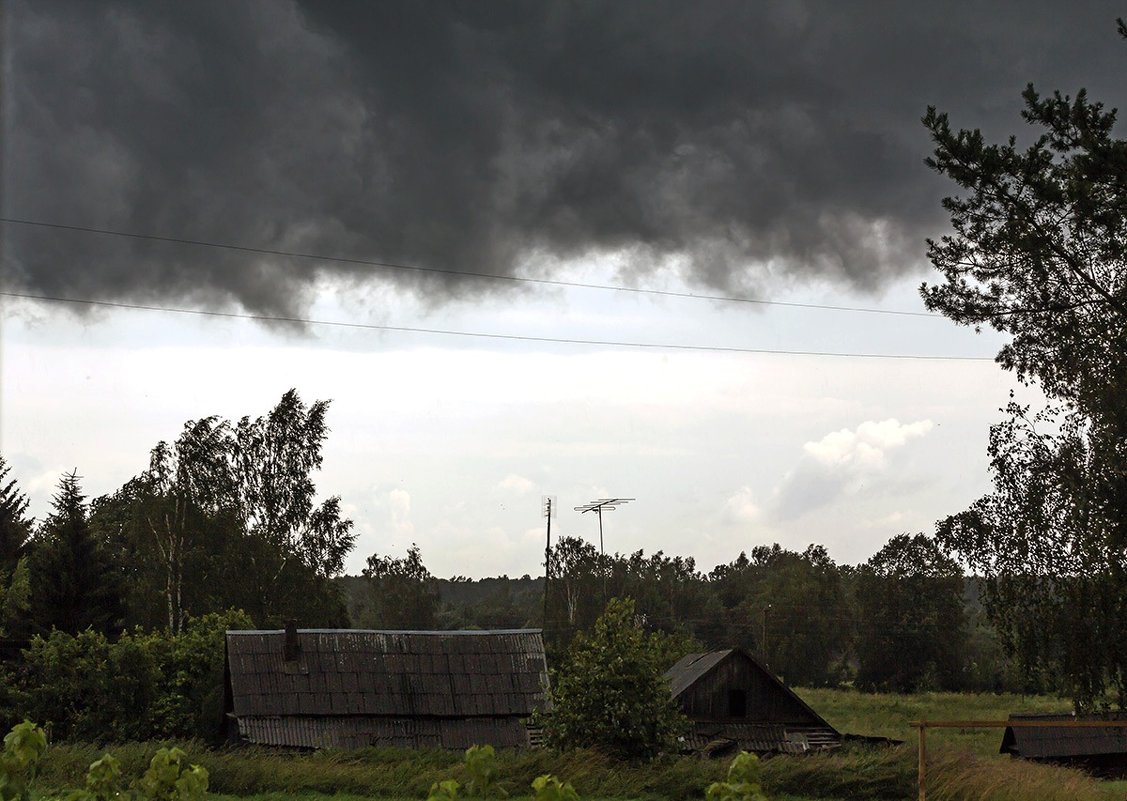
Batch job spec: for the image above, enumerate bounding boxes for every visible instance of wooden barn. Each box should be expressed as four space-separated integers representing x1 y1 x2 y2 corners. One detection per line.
666 649 841 754
1001 712 1127 777
224 626 550 749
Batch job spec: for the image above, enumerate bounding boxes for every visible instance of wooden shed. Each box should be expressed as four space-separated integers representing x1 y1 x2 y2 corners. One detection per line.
1001 712 1127 777
224 627 550 749
666 649 841 754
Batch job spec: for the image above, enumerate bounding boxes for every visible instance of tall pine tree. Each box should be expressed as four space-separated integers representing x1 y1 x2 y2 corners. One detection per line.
0 456 32 635
30 471 123 635
0 456 31 573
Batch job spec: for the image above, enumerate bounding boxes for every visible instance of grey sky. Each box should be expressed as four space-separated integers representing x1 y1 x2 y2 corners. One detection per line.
4 1 1124 314
1 2 1120 577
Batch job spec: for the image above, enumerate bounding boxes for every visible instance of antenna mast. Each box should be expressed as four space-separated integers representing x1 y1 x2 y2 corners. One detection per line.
573 497 634 607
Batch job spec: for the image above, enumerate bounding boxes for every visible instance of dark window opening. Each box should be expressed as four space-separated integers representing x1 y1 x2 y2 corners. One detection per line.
728 689 747 718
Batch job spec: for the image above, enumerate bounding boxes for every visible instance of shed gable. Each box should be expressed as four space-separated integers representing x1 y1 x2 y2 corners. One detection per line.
666 649 833 728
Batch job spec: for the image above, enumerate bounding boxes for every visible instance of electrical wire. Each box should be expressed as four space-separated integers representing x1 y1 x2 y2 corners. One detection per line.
0 290 995 361
0 216 940 318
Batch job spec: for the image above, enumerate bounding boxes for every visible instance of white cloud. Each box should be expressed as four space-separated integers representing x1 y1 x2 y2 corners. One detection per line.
803 418 934 471
864 511 908 529
497 473 536 494
773 418 934 520
723 486 762 523
387 488 414 539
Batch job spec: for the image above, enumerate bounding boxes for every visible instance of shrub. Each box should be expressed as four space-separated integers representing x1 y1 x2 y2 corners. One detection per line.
543 597 687 759
463 745 506 798
530 775 579 801
705 753 766 801
7 609 251 742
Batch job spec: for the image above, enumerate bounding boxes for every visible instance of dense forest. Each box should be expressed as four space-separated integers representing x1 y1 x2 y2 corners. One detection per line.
0 392 1030 699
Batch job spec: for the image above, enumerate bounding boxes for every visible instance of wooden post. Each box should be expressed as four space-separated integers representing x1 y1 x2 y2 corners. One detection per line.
917 722 926 801
905 718 1127 801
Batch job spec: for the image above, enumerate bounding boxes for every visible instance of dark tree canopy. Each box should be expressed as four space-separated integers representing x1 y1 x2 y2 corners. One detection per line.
854 534 966 692
87 390 355 631
360 544 440 629
29 471 124 635
0 456 31 574
921 87 1127 409
0 456 33 636
924 23 1127 707
708 544 849 687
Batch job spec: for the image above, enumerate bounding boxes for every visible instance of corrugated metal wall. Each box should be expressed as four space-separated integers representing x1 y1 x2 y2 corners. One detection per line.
236 715 534 749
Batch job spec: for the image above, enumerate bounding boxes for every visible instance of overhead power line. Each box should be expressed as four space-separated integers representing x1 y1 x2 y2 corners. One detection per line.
0 216 940 318
0 290 995 361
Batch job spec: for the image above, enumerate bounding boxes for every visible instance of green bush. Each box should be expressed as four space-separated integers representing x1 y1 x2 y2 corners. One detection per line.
6 609 250 742
543 598 687 759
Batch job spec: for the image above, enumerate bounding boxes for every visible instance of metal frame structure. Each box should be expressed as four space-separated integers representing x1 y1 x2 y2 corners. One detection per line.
574 498 634 604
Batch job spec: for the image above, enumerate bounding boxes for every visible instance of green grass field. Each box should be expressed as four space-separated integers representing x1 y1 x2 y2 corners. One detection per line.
792 686 1071 754
32 689 1127 801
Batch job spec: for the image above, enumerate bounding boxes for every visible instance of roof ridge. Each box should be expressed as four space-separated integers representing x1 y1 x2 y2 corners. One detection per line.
226 628 544 635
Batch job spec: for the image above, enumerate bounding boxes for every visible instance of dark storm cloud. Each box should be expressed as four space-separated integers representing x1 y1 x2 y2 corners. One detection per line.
2 1 1124 316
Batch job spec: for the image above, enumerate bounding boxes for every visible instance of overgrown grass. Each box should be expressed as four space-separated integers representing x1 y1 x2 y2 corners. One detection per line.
29 689 1125 801
762 743 1123 800
35 739 1126 801
36 744 727 800
794 687 1070 754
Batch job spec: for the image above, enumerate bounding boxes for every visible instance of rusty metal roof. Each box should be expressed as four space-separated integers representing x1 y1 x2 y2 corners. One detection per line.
1001 712 1127 759
226 628 550 720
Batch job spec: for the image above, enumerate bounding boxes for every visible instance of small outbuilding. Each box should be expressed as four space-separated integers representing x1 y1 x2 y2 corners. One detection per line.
1001 712 1127 777
224 626 550 749
666 649 841 754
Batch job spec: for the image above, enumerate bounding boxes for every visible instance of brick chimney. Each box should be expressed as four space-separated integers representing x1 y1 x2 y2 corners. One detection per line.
283 620 301 661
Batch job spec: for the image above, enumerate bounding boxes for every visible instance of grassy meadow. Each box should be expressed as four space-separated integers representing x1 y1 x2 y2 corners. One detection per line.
31 689 1127 801
792 686 1072 754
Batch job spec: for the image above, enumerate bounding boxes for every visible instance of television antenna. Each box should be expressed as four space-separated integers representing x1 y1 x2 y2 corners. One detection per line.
574 498 634 605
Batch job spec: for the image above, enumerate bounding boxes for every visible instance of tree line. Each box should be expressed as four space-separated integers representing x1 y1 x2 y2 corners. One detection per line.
3 402 1006 697
0 389 356 639
353 534 1012 695
0 377 1111 705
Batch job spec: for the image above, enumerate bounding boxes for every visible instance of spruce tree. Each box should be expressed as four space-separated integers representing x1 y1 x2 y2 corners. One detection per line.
0 456 33 635
30 471 123 635
0 456 31 574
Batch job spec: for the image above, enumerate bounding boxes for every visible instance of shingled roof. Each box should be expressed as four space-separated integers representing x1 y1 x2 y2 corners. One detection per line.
665 649 840 754
225 628 550 749
666 650 730 698
1002 712 1127 760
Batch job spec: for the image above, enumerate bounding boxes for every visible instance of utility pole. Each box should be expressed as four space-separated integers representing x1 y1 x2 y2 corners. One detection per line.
574 498 634 608
762 603 772 667
542 495 556 629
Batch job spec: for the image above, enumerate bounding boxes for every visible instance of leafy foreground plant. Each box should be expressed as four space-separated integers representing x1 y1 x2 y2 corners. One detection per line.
428 746 579 801
0 721 47 801
0 722 207 801
705 753 766 801
463 745 506 798
530 775 580 801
